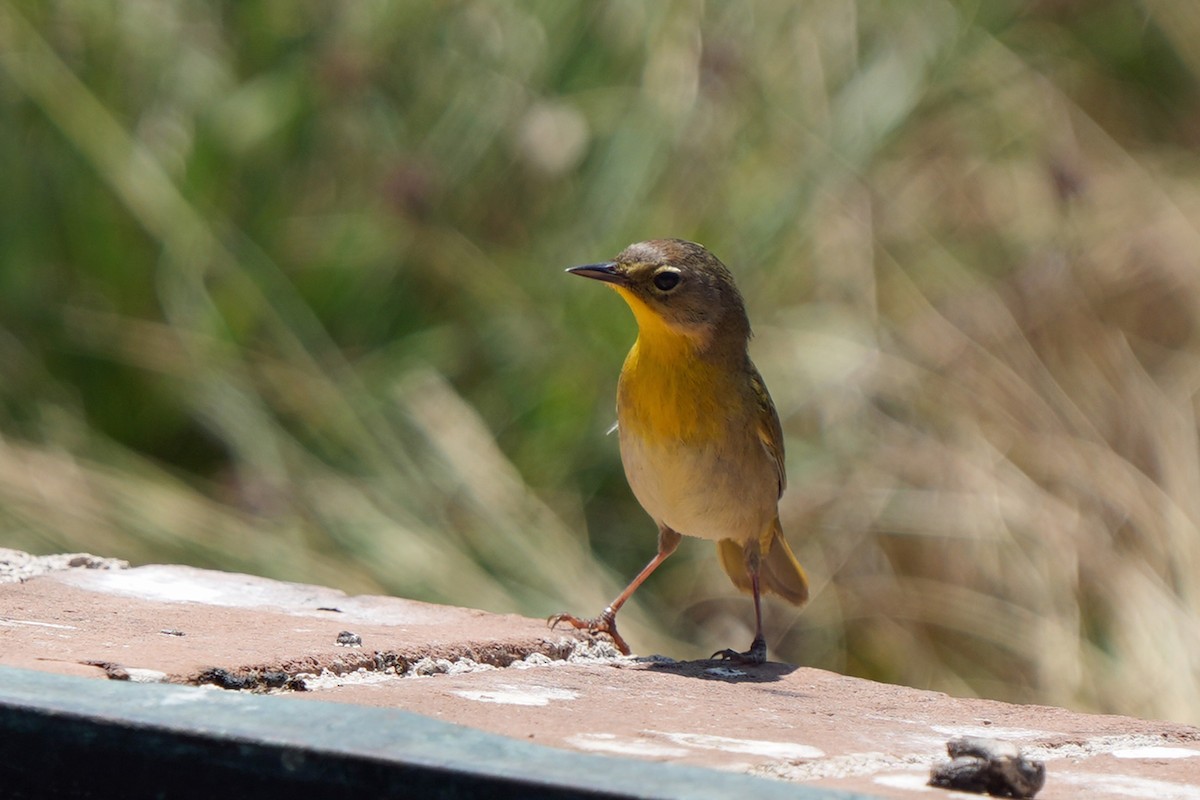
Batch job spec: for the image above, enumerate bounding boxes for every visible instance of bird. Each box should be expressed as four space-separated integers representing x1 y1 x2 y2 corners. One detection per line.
550 238 808 664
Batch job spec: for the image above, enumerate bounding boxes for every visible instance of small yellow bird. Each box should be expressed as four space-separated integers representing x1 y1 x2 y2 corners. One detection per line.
551 239 808 663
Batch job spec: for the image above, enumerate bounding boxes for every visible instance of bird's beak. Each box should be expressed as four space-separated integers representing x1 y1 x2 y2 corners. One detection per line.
566 261 626 286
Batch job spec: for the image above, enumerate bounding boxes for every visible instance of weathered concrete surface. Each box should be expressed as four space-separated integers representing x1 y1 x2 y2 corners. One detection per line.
2 549 1199 799
0 551 569 685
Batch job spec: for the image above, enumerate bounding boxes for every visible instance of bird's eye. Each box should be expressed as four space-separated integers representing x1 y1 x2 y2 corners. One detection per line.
652 270 681 292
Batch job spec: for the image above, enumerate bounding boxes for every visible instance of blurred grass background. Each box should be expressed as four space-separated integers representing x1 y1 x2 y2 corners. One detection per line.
3 0 1200 723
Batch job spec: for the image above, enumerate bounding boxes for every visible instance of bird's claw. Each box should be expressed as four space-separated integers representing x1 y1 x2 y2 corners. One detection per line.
547 609 631 655
711 635 767 665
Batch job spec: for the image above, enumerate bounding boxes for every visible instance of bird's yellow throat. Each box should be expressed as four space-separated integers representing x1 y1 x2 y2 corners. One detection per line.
612 285 728 443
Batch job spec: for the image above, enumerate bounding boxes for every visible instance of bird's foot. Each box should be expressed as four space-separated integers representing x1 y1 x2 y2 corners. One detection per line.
547 608 631 655
711 634 767 665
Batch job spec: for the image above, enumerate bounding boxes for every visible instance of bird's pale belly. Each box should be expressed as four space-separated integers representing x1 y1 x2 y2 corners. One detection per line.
618 427 777 543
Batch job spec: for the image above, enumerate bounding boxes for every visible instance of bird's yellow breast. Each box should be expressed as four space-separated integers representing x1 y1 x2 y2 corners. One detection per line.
607 282 778 544
613 287 730 444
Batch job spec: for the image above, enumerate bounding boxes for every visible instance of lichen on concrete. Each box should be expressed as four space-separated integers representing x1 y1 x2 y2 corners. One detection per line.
0 548 127 584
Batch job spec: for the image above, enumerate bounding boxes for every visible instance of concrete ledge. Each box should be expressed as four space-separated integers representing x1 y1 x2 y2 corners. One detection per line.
2 550 1199 798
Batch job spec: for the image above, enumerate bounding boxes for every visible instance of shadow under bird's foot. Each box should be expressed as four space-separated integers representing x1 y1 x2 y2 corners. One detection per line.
711 634 767 665
547 610 631 655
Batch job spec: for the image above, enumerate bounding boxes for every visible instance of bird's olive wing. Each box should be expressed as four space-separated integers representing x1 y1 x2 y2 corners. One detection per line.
751 368 786 498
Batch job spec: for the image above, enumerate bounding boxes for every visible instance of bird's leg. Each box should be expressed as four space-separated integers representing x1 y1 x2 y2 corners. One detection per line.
712 543 768 664
549 526 681 655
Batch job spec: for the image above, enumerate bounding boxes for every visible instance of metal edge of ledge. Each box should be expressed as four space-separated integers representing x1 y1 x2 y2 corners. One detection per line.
0 666 881 800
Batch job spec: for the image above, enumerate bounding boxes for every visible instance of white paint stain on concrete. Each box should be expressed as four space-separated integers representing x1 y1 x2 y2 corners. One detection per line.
1025 734 1200 763
53 566 424 626
1111 746 1200 760
75 568 241 605
754 751 935 782
649 731 825 760
0 618 77 630
566 733 691 758
452 684 578 706
930 723 1051 740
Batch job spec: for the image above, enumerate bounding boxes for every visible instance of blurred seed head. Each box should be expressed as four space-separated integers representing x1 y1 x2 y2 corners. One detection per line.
514 101 590 177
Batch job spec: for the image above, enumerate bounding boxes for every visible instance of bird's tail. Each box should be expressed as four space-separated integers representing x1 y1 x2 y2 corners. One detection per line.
717 520 809 606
